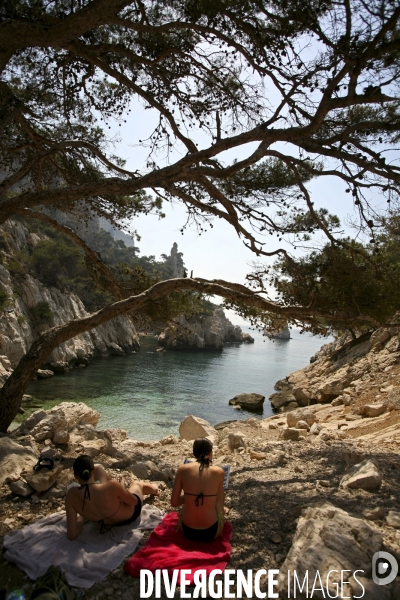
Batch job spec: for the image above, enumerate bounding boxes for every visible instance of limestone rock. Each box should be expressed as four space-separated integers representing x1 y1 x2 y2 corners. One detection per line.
341 459 382 491
158 308 254 351
53 430 70 444
248 448 266 460
283 401 299 412
30 412 68 441
228 392 265 412
269 390 296 410
287 408 317 428
296 420 310 431
310 422 322 435
48 402 100 428
359 403 386 418
18 409 47 433
9 480 34 497
160 434 179 446
278 503 382 599
0 437 37 484
25 464 64 493
370 328 390 347
179 415 217 444
128 461 170 483
386 511 400 528
36 369 54 379
79 439 107 457
282 428 307 441
363 507 385 521
228 433 247 451
331 397 343 406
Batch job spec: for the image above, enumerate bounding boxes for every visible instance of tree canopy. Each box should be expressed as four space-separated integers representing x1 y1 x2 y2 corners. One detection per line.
1 0 400 429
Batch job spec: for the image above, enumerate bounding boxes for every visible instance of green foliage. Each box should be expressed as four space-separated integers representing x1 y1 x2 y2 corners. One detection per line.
268 231 400 334
0 290 10 311
30 301 54 322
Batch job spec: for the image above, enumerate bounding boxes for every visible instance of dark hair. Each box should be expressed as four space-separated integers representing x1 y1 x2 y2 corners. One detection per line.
193 438 213 471
73 455 94 482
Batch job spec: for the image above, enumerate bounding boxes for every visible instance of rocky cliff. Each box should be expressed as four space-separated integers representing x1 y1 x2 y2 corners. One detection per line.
158 308 254 350
0 220 139 380
269 324 400 411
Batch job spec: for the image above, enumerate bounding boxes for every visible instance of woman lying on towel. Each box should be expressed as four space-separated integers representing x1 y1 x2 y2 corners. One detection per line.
171 438 225 543
65 454 159 540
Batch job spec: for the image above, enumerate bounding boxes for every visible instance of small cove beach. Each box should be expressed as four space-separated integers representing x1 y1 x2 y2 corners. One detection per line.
25 328 332 440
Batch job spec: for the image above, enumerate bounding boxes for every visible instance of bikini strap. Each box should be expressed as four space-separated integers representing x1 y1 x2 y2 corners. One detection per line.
184 492 217 506
79 483 95 511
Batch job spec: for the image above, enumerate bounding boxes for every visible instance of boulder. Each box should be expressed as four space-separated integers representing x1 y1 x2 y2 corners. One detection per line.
9 480 34 497
160 434 179 446
0 437 37 484
19 409 47 433
296 420 310 431
30 412 68 441
370 328 390 347
48 402 100 428
363 507 385 521
292 386 311 407
287 407 317 428
128 461 170 483
269 390 296 410
179 415 217 444
282 428 307 441
248 448 266 460
331 397 343 406
278 503 382 599
340 459 382 491
53 430 70 444
228 393 265 412
359 403 386 418
228 433 247 451
386 511 400 529
78 439 108 457
36 369 55 379
25 464 64 493
283 401 299 412
310 422 322 435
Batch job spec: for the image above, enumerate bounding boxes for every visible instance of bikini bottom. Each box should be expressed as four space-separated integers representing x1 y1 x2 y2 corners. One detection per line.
181 520 218 543
99 494 142 534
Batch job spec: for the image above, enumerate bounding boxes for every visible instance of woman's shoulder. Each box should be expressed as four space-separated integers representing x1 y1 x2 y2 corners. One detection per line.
210 464 225 477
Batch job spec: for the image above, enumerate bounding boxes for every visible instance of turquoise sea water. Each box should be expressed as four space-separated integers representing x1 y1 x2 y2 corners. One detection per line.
26 328 332 440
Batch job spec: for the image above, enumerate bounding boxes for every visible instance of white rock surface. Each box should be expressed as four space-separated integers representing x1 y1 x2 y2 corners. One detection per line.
0 437 37 484
0 220 140 375
179 415 217 444
340 459 382 491
278 503 382 599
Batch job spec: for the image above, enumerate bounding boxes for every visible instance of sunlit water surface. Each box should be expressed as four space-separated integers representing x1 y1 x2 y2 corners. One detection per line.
25 328 332 440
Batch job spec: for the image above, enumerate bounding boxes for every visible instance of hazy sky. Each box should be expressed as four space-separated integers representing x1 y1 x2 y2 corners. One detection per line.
105 90 388 324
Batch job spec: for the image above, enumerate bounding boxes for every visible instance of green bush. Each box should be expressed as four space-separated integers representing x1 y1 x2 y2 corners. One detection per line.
30 301 54 322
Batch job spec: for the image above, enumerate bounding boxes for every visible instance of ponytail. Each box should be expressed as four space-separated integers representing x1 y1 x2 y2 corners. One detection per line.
193 438 213 471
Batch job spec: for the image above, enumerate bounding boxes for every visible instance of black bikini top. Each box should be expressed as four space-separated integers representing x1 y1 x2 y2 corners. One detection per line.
79 483 97 511
184 492 217 506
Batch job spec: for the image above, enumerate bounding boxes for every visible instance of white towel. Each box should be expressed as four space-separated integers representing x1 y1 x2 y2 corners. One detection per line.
3 505 164 588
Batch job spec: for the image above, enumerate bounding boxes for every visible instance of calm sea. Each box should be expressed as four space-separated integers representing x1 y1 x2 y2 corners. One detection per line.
25 328 332 440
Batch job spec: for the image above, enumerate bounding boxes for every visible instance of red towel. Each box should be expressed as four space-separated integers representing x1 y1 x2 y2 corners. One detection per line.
124 512 232 585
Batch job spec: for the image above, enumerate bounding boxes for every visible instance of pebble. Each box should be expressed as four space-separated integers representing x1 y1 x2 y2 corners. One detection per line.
269 532 282 544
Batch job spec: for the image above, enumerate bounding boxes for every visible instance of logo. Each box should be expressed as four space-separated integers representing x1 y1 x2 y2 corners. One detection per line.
372 551 398 586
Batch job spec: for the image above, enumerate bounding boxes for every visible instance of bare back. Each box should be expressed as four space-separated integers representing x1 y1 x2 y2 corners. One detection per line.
171 462 224 528
66 480 137 524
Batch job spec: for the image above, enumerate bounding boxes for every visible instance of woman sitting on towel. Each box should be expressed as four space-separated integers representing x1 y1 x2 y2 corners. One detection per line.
65 454 159 540
171 438 225 543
